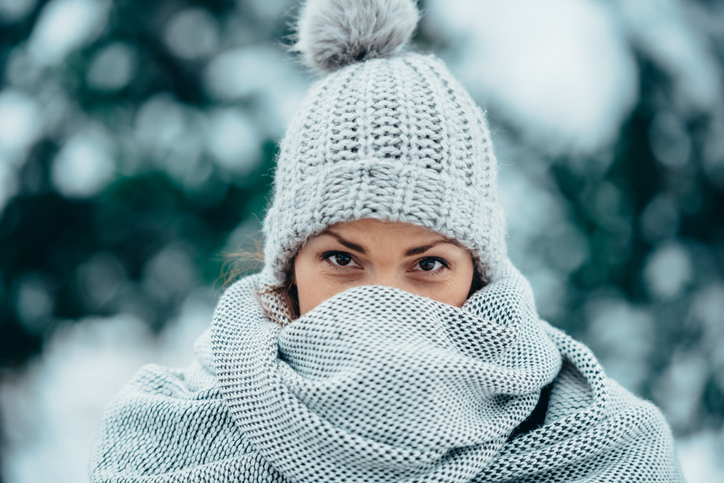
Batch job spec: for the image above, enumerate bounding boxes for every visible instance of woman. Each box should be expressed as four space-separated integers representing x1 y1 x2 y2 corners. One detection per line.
90 0 684 481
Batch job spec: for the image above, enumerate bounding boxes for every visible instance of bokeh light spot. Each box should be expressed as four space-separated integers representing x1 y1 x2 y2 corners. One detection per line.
87 43 136 92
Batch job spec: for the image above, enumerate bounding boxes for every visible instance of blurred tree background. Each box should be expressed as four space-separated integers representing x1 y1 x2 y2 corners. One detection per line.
0 0 722 481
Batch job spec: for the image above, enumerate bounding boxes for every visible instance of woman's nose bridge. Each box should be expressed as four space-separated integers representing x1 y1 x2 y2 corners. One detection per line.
368 265 404 290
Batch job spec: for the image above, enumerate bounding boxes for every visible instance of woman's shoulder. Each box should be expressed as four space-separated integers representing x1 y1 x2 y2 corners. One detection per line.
130 330 218 393
88 329 271 482
501 322 686 482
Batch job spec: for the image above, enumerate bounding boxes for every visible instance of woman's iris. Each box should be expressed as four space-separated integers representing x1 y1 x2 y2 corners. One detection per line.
333 253 352 266
419 258 437 271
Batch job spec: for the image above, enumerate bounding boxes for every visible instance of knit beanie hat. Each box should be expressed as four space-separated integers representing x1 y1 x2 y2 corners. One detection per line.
262 0 507 285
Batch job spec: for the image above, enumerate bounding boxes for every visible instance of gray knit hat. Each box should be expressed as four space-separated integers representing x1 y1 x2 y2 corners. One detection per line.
262 0 507 284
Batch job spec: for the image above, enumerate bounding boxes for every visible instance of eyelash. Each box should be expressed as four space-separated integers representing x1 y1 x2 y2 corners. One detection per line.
321 251 450 276
322 251 360 270
411 257 449 274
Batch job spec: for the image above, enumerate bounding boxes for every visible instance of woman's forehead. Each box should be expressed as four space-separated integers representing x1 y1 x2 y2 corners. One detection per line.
325 219 444 241
314 219 464 253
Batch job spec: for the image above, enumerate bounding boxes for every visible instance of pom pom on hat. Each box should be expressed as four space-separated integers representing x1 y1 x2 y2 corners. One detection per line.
294 0 420 73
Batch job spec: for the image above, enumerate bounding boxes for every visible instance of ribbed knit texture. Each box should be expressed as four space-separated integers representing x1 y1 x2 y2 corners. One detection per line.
262 52 506 284
89 262 685 482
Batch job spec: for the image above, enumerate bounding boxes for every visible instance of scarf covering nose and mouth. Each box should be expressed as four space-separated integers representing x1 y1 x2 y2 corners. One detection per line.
90 260 685 482
213 260 561 482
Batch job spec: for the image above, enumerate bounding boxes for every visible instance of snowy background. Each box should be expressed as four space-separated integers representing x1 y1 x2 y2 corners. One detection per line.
0 0 723 481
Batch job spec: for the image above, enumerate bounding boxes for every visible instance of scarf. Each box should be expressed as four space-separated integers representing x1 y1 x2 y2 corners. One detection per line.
90 261 684 482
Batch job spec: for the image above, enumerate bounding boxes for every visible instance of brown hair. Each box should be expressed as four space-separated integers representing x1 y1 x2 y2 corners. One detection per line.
260 264 300 324
223 239 299 326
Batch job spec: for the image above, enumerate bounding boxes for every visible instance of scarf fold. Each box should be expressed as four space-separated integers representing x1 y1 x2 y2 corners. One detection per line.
90 261 685 482
212 261 561 482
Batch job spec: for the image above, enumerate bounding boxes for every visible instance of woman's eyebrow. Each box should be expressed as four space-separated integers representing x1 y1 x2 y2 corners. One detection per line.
321 230 367 254
404 239 460 256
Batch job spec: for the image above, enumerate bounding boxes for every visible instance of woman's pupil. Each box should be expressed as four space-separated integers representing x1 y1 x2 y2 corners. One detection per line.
336 254 351 265
420 259 435 271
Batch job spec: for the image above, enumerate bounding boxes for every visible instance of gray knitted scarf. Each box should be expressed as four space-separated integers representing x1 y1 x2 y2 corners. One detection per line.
90 262 684 482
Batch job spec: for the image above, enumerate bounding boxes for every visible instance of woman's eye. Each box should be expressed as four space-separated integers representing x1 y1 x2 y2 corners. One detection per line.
325 252 356 267
415 257 446 272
